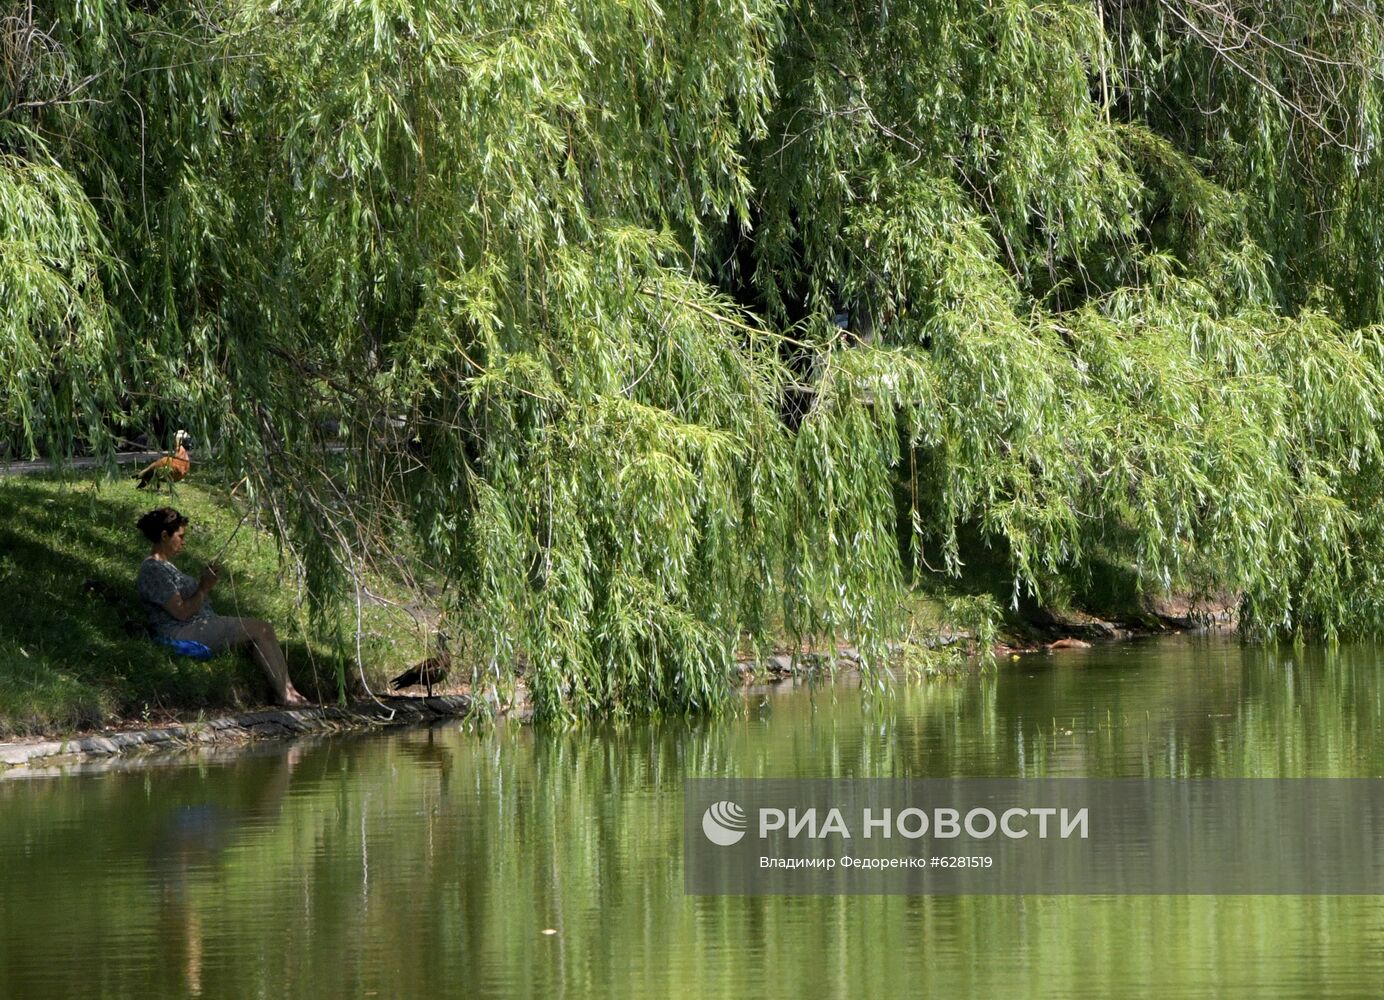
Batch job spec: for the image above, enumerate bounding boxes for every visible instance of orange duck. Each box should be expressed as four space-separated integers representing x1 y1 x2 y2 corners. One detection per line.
134 430 191 491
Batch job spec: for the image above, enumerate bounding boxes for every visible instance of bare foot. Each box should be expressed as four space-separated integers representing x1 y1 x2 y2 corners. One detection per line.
281 687 312 708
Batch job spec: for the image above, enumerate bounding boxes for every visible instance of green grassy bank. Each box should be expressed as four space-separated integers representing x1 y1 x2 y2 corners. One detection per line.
0 471 430 739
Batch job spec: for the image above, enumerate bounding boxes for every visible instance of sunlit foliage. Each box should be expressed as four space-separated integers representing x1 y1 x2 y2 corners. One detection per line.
5 1 1384 717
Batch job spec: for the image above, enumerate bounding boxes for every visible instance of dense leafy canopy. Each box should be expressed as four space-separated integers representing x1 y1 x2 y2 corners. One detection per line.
6 1 1384 717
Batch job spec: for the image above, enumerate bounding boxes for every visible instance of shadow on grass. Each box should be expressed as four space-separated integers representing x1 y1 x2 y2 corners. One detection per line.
903 518 1155 634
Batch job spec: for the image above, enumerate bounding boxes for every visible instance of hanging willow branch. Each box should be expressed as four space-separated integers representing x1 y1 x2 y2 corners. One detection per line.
6 0 1384 718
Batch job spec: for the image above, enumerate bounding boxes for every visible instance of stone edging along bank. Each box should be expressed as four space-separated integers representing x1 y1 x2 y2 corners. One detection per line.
0 695 484 777
0 648 867 777
0 626 1149 777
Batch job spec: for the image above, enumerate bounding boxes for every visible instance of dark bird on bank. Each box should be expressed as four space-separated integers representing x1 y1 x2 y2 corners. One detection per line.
134 430 192 490
390 632 451 697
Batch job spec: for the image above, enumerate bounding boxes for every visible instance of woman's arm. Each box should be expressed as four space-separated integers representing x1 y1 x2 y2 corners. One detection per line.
162 565 219 621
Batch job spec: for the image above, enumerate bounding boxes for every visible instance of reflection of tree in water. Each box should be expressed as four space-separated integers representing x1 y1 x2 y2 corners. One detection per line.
146 747 304 997
620 639 1384 781
982 641 1384 778
7 641 1384 999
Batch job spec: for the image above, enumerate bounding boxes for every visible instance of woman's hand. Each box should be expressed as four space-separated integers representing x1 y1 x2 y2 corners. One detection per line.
164 566 217 621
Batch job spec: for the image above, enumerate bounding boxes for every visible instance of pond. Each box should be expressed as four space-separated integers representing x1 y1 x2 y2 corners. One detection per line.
2 635 1382 998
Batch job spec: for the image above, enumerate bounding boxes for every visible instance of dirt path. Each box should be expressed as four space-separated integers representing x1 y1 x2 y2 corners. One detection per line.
1 452 164 478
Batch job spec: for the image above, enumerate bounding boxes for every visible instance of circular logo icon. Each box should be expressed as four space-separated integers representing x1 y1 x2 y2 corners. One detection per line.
702 800 747 846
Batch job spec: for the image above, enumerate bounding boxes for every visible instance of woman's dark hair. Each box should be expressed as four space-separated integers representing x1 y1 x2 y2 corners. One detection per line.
137 507 188 543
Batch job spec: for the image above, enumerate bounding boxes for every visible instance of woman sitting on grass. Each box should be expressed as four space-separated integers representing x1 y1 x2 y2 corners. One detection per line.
136 506 310 707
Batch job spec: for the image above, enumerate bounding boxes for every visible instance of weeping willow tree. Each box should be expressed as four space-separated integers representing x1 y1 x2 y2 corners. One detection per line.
5 0 1384 718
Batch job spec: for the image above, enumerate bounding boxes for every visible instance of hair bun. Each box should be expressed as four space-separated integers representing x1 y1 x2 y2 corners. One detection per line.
137 506 187 543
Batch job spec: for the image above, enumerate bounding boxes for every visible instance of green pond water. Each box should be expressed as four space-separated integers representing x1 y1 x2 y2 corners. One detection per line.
3 635 1384 999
